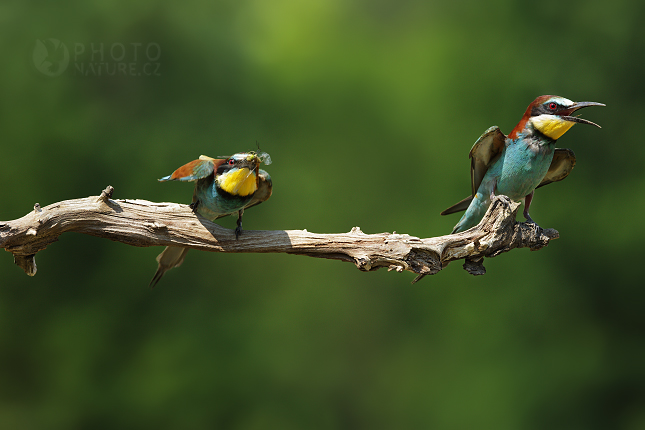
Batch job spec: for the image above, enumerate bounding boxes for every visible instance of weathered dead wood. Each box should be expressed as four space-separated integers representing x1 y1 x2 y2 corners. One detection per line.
0 186 559 281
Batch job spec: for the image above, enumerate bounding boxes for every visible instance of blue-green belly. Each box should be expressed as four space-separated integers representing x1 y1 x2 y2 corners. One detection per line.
487 142 554 200
194 180 253 220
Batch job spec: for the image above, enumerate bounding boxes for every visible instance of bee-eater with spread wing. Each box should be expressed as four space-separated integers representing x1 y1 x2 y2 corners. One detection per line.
150 151 272 288
442 95 604 234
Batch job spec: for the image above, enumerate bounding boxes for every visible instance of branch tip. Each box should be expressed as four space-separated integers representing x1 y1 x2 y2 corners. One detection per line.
411 276 421 284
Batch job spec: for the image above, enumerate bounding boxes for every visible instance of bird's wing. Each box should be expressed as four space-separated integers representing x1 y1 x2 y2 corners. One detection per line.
244 169 273 210
440 126 505 216
469 126 507 195
536 148 576 189
158 156 226 182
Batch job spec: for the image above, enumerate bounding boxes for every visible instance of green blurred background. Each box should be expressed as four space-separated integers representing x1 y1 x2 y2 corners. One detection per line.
1 0 644 428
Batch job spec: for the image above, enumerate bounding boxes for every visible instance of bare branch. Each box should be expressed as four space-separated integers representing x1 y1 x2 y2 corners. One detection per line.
0 186 558 281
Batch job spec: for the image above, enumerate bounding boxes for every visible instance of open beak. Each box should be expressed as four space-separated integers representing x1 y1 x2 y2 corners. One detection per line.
562 101 605 128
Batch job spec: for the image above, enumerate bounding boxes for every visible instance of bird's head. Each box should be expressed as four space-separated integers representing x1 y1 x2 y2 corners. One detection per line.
215 151 271 196
509 95 604 140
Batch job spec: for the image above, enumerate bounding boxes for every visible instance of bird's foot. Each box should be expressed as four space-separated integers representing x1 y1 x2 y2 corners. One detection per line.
235 216 243 240
235 209 244 240
523 210 536 225
189 201 199 213
521 211 544 231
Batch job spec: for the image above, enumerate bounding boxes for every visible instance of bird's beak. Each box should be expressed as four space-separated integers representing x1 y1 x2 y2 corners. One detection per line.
236 153 255 169
245 153 261 172
562 101 605 128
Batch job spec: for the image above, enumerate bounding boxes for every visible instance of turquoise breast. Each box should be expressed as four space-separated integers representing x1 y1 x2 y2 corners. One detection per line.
194 179 254 220
491 139 555 200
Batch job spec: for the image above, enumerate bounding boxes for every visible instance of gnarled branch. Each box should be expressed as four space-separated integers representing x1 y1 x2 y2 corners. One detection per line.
0 186 559 281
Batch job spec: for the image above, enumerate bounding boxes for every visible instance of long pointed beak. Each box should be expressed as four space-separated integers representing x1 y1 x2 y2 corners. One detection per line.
562 101 605 128
237 153 258 170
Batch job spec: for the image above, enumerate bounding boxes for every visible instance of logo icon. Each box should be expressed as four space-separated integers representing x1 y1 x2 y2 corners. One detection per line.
33 39 69 77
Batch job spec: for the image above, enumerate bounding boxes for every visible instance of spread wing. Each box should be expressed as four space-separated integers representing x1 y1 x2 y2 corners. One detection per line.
469 126 506 195
158 156 226 182
536 148 576 189
441 126 506 216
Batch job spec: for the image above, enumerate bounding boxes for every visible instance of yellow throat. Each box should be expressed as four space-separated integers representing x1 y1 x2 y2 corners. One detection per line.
217 168 258 196
530 114 575 140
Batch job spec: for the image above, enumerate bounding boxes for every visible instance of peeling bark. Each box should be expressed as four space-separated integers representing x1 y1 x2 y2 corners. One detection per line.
0 186 559 281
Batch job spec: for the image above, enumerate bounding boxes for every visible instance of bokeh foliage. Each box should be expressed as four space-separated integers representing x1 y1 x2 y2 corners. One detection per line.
1 0 644 428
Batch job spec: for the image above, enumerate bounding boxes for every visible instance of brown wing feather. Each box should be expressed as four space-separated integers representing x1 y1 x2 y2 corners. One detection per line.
536 148 576 189
163 157 227 182
441 126 506 216
469 126 507 196
168 159 206 180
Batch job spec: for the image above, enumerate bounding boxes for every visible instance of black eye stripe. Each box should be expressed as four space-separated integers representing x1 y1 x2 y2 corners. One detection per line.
532 101 563 116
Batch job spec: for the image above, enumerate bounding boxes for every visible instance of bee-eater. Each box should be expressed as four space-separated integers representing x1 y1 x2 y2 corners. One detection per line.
149 151 272 288
442 95 604 234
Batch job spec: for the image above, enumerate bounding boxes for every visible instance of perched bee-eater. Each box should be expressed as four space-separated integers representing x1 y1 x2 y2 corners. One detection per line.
442 95 604 234
149 151 272 288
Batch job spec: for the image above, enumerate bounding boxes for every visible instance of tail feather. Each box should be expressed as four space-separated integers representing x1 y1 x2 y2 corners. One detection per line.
451 195 489 234
149 246 189 288
440 195 473 216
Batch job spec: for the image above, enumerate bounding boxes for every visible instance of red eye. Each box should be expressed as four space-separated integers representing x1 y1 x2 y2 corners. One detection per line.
548 102 557 110
228 159 235 166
